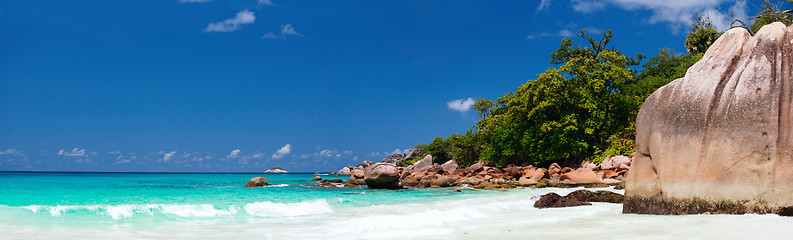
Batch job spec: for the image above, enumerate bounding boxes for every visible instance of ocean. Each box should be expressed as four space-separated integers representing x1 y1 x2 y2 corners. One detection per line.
0 172 790 239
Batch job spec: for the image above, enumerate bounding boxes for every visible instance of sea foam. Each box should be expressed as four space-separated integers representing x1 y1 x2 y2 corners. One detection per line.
20 199 334 220
243 199 334 217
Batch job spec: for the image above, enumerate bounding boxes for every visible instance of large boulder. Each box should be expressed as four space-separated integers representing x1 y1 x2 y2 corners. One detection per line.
530 168 548 181
534 190 623 208
626 23 793 215
404 148 425 162
440 159 459 173
334 166 352 175
364 163 402 189
466 162 484 172
244 177 269 187
411 155 434 173
560 168 602 184
381 153 404 165
533 193 591 208
348 167 367 185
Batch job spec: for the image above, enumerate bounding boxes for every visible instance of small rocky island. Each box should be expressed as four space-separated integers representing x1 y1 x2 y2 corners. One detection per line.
264 167 288 173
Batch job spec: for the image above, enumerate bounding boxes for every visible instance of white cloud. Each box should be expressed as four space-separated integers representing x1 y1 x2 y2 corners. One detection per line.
250 152 265 159
571 0 607 13
700 0 748 32
271 144 292 159
163 151 177 161
58 148 86 157
0 149 24 156
299 148 354 160
527 29 579 39
281 24 300 36
261 23 301 39
258 0 276 6
352 156 359 161
205 10 256 32
447 97 476 113
569 0 750 33
261 33 280 39
537 0 552 11
113 155 136 165
226 149 241 159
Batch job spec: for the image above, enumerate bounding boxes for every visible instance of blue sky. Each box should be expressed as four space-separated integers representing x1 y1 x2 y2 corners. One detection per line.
0 0 759 172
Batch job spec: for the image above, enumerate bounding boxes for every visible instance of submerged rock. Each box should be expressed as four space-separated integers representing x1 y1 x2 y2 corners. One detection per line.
627 23 793 215
244 177 270 187
318 179 343 187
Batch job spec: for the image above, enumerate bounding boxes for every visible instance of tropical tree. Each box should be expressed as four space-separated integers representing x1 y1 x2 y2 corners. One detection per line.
751 0 793 33
684 14 721 54
474 29 642 167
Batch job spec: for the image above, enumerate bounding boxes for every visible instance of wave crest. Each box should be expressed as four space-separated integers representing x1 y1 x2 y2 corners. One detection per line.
20 199 334 220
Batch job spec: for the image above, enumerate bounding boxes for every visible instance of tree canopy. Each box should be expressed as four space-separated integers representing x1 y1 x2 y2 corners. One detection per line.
411 7 781 168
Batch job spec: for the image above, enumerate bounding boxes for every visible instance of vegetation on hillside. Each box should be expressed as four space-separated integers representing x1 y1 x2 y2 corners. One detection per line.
411 7 789 168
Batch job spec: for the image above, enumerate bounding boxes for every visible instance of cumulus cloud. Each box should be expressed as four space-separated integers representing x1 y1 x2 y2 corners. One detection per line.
163 151 177 161
447 97 476 113
271 144 292 159
58 148 86 157
261 23 301 39
226 149 241 159
258 0 276 6
205 10 256 32
569 0 750 32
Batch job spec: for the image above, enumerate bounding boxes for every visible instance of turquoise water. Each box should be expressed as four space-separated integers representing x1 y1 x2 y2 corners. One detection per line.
1 172 792 239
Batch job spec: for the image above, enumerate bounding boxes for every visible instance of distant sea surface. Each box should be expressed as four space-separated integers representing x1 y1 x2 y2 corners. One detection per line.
1 172 791 239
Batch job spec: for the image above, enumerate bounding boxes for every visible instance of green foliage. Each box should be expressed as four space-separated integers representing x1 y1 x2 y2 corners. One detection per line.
475 29 642 167
412 30 705 168
590 123 636 164
623 48 703 113
684 14 721 54
269 167 284 171
410 132 483 167
751 1 793 33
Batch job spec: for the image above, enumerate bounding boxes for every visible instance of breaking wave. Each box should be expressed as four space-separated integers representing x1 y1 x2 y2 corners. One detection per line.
18 199 334 220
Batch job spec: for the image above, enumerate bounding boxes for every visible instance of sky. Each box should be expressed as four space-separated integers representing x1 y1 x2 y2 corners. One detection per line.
0 0 761 172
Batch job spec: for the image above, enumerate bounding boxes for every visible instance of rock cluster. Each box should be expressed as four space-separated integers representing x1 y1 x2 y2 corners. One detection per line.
330 153 632 190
